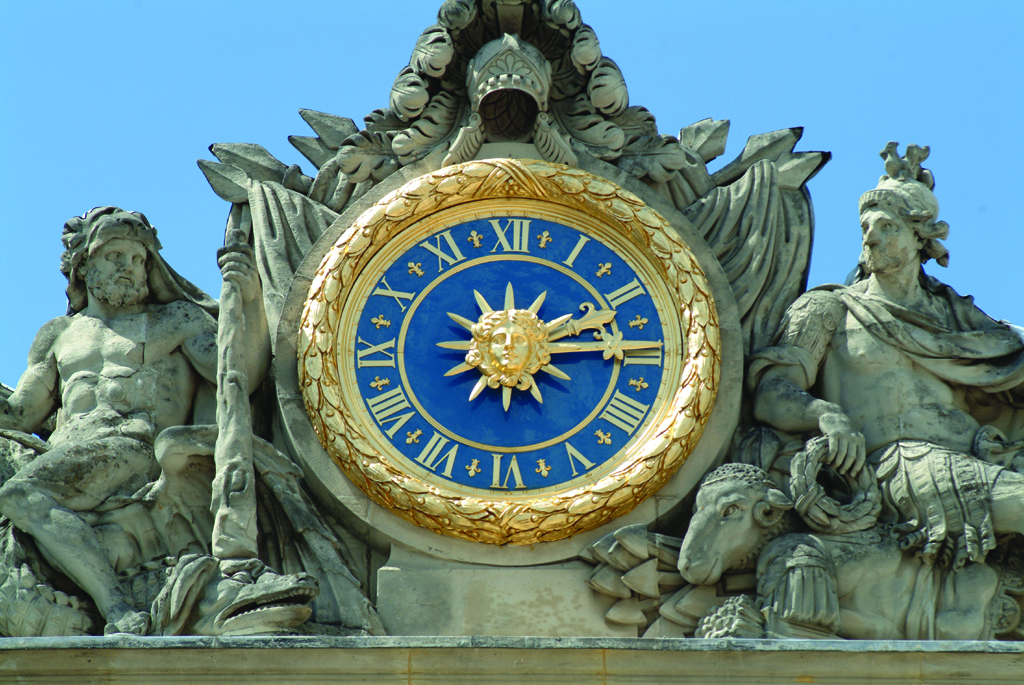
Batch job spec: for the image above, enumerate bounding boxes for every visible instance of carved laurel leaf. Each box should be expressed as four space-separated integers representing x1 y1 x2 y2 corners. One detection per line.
437 0 477 31
571 24 601 73
678 118 730 164
392 91 463 166
587 57 629 117
548 45 587 103
364 108 409 134
209 143 288 182
334 131 399 183
609 107 658 150
198 161 251 203
555 94 624 161
618 135 703 184
389 67 430 122
410 25 455 78
289 136 336 170
533 112 578 166
541 0 582 33
299 159 721 545
299 109 359 149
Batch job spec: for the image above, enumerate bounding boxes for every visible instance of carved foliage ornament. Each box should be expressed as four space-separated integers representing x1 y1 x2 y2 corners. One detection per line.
298 160 720 545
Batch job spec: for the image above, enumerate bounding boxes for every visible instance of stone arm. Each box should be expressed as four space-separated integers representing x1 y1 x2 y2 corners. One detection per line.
0 317 68 433
750 291 866 476
755 367 842 432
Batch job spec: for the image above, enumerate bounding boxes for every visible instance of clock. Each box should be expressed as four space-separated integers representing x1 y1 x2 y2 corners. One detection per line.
299 159 720 545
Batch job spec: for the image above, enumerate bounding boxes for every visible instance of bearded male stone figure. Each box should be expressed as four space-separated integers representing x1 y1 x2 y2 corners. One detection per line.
0 206 268 635
751 144 1024 570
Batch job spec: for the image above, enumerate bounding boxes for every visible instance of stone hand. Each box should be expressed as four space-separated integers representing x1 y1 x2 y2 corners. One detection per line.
818 411 866 477
217 233 261 302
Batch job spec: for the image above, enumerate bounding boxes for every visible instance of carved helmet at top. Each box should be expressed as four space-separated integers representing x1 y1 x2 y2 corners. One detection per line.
858 142 949 266
466 33 552 141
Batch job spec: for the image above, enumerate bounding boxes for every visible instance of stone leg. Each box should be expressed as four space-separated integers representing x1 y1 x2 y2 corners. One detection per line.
0 437 156 634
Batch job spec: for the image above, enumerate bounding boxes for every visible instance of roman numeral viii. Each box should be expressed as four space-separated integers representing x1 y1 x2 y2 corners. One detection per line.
599 390 650 435
365 386 416 439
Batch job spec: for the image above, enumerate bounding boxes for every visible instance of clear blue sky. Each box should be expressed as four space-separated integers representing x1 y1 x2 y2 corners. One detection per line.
2 1 1022 387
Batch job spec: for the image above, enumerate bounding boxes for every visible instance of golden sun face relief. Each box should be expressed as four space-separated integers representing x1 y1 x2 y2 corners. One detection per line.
439 282 663 411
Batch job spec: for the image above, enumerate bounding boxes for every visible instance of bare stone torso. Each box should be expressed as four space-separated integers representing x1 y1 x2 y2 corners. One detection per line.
819 308 980 454
51 303 203 445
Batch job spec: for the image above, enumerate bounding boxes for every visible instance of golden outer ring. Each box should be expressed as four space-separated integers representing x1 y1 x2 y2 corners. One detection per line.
298 159 721 545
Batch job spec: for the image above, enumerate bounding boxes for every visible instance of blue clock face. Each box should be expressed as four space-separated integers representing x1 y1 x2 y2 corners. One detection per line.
346 209 677 496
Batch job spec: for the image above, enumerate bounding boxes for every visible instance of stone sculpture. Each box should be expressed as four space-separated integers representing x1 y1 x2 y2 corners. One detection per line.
198 0 827 364
0 207 379 637
582 143 1024 641
679 463 1024 640
749 143 1024 568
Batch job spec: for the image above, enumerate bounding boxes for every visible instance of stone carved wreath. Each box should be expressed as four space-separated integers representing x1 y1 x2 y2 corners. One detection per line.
789 436 882 534
298 159 721 545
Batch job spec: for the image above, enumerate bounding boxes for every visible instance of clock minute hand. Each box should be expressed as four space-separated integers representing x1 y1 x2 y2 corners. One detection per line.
549 335 663 361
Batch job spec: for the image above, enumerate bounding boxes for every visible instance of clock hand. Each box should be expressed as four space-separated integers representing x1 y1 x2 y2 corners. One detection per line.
546 302 616 342
438 303 612 350
437 286 657 409
549 334 663 361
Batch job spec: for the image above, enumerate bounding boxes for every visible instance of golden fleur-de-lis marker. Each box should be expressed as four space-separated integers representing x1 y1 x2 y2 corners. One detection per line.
595 430 612 445
408 262 424 277
406 429 422 444
628 315 648 330
467 230 483 248
371 314 391 329
595 263 612 278
466 459 482 477
628 377 648 392
537 230 553 248
535 459 551 477
370 376 390 391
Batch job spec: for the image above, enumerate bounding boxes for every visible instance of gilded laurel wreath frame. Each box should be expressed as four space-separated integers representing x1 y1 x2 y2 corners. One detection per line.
298 159 720 545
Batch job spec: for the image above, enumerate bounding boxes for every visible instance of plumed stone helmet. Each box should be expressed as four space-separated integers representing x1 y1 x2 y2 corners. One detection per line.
858 142 949 267
466 33 552 140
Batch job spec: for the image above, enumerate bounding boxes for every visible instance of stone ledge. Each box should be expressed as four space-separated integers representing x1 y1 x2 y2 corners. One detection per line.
2 637 1022 684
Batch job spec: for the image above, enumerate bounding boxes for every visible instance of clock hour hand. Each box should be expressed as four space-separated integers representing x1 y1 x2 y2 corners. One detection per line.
546 302 616 342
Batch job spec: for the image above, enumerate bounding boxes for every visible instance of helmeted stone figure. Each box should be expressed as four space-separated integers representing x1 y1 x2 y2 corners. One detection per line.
750 144 1024 569
582 144 1024 641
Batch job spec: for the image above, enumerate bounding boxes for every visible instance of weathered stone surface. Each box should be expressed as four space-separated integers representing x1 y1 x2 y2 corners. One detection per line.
2 636 1023 684
377 546 635 637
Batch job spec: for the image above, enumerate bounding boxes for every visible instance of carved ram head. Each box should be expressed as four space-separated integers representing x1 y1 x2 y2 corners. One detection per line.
678 463 794 586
